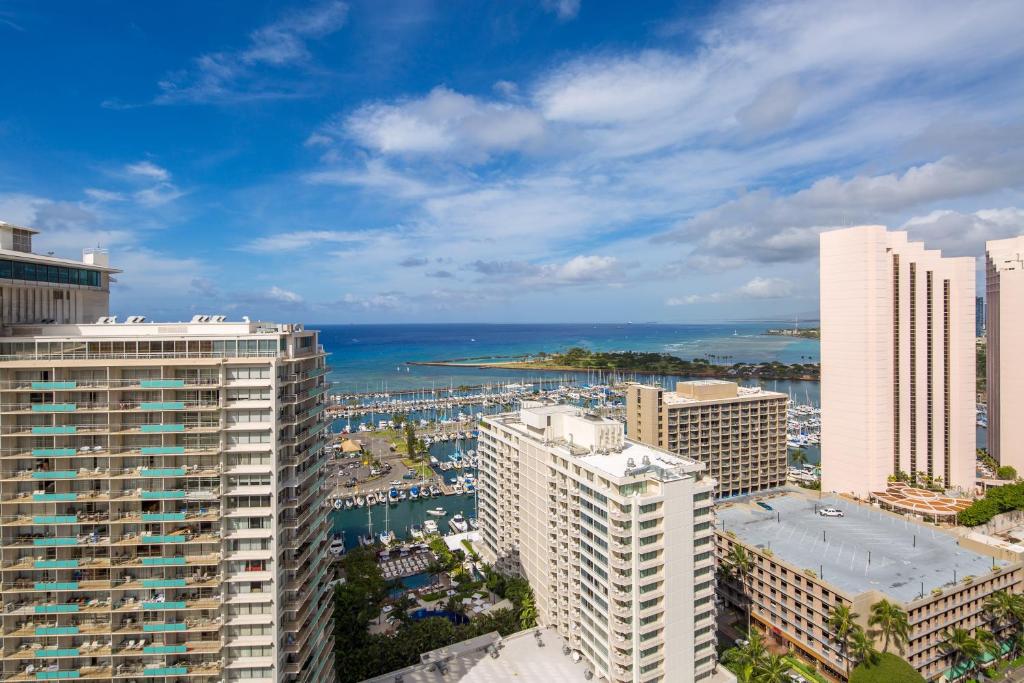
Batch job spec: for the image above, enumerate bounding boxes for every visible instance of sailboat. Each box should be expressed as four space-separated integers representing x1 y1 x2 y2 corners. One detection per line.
378 502 394 544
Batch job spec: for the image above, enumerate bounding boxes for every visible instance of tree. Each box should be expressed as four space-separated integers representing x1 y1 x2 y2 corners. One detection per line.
754 652 790 683
827 604 861 677
726 544 754 632
998 465 1018 481
517 592 537 629
974 628 1002 670
722 630 767 683
983 589 1020 642
848 626 879 667
941 627 981 681
868 599 910 654
789 449 808 467
405 422 418 459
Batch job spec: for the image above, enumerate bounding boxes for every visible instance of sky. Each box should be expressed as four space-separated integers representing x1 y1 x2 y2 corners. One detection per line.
0 0 1023 324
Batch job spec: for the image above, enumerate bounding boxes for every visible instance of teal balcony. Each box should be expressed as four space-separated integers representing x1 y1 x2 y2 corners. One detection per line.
35 671 81 680
143 645 186 654
32 471 77 479
142 578 186 588
141 424 184 433
35 604 79 614
142 557 185 566
140 379 185 389
32 381 77 390
32 404 76 413
141 490 185 500
32 448 77 457
34 648 79 658
141 446 185 455
144 668 187 677
140 534 185 544
141 467 186 477
141 512 185 522
143 600 186 610
33 538 77 547
35 582 79 591
143 622 186 632
140 401 185 411
35 559 78 569
33 493 77 502
32 426 77 435
36 626 79 635
33 515 77 524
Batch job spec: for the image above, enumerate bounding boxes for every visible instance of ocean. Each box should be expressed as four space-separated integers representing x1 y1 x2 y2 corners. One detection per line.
316 322 821 394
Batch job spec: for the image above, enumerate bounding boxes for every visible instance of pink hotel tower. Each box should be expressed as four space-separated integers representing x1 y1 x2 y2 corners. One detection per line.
820 226 976 498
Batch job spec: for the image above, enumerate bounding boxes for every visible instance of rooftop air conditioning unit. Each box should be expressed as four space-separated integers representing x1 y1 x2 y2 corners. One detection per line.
125 316 146 324
212 315 226 322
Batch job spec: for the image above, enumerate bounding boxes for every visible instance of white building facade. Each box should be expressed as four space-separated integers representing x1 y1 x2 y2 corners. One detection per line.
820 226 975 498
477 404 717 683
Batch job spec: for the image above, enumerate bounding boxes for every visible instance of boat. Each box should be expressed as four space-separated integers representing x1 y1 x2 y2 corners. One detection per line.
424 520 439 534
388 488 399 503
366 493 378 506
378 530 395 544
409 486 420 500
410 523 424 540
398 490 407 501
449 514 469 533
328 536 346 556
465 483 475 495
358 534 374 547
355 496 365 508
468 518 479 531
429 456 439 466
344 498 354 510
451 483 464 495
333 498 343 510
429 485 441 497
427 507 447 517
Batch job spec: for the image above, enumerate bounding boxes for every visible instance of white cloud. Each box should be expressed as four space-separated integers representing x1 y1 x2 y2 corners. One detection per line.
541 0 581 21
470 254 620 288
133 184 184 208
667 277 797 305
266 286 303 303
155 1 348 104
342 291 402 311
902 207 1024 257
84 189 126 202
125 161 170 181
241 229 370 253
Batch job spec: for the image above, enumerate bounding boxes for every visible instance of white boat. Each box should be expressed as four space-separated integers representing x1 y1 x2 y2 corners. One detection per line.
378 530 395 544
410 524 424 540
366 493 378 506
449 514 469 533
429 456 439 466
426 507 447 517
355 496 365 508
468 518 479 530
424 520 439 534
333 499 343 510
328 538 346 556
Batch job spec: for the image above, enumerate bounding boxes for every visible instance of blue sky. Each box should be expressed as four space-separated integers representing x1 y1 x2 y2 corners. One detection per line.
1 0 1023 323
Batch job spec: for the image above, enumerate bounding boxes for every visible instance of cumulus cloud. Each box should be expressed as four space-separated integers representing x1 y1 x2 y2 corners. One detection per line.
667 277 798 305
266 286 303 303
470 254 619 287
154 1 348 104
902 208 1024 257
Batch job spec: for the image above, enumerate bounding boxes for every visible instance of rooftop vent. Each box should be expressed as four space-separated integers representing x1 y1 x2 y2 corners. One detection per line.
212 315 226 322
96 316 117 324
626 458 636 469
125 316 146 324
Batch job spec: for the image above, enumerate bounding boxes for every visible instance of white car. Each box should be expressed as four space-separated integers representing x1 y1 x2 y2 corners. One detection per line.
818 507 844 517
788 674 808 683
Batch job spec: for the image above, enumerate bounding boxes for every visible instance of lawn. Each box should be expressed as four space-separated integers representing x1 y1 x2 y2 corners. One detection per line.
784 656 828 683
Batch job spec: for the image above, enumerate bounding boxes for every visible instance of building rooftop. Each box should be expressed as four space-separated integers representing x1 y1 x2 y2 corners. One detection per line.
5 317 302 339
577 441 700 480
361 628 592 683
662 383 785 406
718 492 1007 603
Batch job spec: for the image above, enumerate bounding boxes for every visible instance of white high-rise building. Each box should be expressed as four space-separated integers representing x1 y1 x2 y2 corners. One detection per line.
986 236 1024 472
820 226 975 498
477 404 718 683
0 223 334 683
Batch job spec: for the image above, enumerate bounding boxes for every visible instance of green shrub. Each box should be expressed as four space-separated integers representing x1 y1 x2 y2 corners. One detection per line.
849 652 924 683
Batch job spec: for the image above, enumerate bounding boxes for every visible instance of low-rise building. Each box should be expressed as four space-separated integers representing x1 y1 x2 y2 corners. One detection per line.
626 381 787 499
715 491 1023 681
478 404 718 683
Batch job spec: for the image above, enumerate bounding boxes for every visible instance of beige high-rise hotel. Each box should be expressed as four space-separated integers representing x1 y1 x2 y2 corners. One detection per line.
477 404 718 683
820 226 975 498
626 380 788 499
986 237 1024 473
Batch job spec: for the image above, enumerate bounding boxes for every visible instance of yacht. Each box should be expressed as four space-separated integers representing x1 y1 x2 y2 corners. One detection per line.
429 485 442 498
378 530 395 544
409 524 424 540
426 507 447 517
328 536 346 556
355 496 365 508
343 498 354 510
468 517 479 531
449 514 469 533
333 498 343 510
358 533 374 547
388 488 399 503
366 493 378 506
429 456 439 466
398 490 407 501
423 520 439 535
409 486 420 500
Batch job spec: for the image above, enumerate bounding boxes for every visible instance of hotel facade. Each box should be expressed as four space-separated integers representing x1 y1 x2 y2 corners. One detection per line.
986 236 1024 473
819 226 975 498
0 223 334 682
477 404 718 683
626 380 788 499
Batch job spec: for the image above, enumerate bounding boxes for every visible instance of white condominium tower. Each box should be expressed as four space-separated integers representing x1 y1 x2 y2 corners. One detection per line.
820 226 975 498
477 404 717 683
0 224 334 683
986 236 1024 471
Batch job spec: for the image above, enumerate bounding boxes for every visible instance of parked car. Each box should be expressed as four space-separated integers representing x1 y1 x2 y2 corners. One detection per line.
788 673 808 683
818 506 844 517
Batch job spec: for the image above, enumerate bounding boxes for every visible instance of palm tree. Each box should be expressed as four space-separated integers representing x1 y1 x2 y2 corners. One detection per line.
726 544 754 631
848 626 879 667
827 604 860 677
754 653 790 683
517 593 537 629
941 627 982 682
868 599 910 653
723 631 767 683
984 590 1023 642
975 628 1002 671
789 448 808 467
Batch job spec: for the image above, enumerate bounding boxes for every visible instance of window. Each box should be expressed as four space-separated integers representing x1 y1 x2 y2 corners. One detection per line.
0 259 100 286
226 366 270 380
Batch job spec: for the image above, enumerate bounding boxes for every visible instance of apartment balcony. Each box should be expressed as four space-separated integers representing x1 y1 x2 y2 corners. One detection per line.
112 616 222 636
3 665 114 681
3 620 111 638
609 648 634 667
3 642 112 661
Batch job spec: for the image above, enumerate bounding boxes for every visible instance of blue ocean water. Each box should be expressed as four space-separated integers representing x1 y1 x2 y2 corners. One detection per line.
315 322 820 394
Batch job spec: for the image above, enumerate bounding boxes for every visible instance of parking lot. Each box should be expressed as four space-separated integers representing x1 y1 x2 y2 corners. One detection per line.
325 433 435 493
718 492 1004 601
